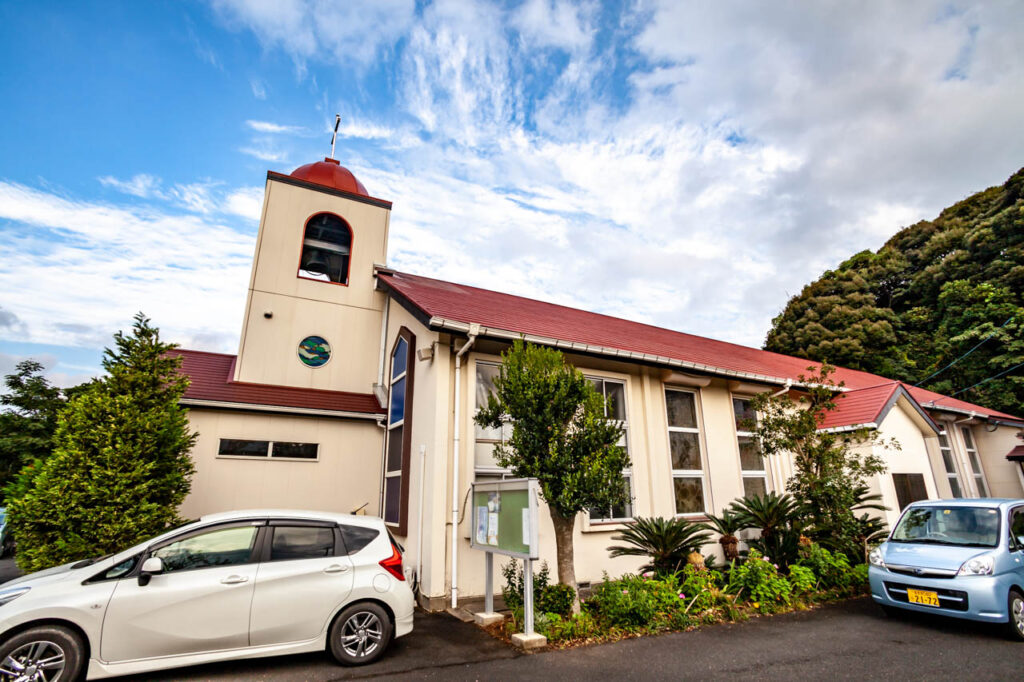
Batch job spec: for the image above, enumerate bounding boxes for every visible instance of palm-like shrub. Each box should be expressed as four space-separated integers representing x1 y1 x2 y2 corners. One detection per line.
698 509 746 561
729 492 804 567
608 516 711 576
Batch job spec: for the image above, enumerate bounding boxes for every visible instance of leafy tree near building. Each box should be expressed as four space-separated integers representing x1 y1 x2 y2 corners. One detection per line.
475 340 629 613
8 313 197 572
746 365 888 562
0 361 83 503
765 167 1024 416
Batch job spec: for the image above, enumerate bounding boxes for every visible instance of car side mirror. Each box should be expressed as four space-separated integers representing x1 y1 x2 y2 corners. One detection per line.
138 556 164 586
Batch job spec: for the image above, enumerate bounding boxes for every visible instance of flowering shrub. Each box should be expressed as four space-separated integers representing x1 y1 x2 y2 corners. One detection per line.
679 564 723 615
786 564 816 594
726 550 792 613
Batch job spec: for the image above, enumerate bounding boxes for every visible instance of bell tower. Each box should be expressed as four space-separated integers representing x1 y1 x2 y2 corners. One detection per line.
233 157 391 394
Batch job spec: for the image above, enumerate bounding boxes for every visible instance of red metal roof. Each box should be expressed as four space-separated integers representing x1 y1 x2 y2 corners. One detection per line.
818 382 901 429
377 269 1023 425
289 157 368 196
1006 445 1024 462
171 349 384 416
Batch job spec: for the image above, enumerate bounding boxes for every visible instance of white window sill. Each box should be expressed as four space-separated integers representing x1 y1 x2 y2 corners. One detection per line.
215 455 319 463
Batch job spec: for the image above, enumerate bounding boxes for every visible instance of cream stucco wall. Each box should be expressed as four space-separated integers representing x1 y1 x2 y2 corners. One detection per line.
234 178 389 393
870 400 940 528
973 423 1024 498
181 408 384 521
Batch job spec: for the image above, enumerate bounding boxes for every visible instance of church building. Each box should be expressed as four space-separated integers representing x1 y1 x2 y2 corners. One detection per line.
172 156 1024 610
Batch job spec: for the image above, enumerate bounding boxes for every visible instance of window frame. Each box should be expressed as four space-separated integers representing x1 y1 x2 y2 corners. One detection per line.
145 521 265 575
382 327 415 536
731 395 769 498
261 521 340 563
937 428 964 498
665 387 709 517
960 426 990 497
586 375 634 524
472 359 513 478
296 211 354 287
216 438 320 462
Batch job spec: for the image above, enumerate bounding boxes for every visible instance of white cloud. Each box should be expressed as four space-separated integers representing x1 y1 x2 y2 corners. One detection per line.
246 120 305 134
99 174 166 199
171 181 221 214
239 146 287 162
249 77 267 99
0 181 253 353
223 187 264 221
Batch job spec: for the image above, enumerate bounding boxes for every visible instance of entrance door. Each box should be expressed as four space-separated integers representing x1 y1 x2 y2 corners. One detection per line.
101 523 261 662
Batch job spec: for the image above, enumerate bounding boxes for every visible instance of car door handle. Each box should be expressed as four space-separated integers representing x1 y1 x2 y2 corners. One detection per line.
220 575 249 585
323 564 350 574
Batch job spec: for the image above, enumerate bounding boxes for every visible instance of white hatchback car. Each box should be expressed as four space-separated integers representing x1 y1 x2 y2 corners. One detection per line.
0 510 415 680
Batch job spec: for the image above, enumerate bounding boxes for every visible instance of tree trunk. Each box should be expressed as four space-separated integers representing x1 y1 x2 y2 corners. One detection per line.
549 509 580 615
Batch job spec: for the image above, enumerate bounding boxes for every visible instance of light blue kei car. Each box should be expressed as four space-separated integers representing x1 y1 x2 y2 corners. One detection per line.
869 498 1024 640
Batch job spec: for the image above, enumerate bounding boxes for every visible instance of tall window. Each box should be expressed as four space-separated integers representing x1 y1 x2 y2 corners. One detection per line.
733 398 767 497
474 362 511 477
383 329 415 533
666 389 706 515
937 430 963 498
961 427 989 497
298 213 352 284
588 377 632 522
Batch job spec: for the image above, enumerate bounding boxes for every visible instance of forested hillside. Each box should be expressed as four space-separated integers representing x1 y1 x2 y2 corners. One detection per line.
765 167 1024 417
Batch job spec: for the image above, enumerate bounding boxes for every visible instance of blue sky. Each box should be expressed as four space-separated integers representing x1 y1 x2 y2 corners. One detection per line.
2 1 1023 386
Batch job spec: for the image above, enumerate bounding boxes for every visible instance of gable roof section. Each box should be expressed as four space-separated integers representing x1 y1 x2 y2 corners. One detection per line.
172 349 384 419
819 382 939 433
377 269 1023 426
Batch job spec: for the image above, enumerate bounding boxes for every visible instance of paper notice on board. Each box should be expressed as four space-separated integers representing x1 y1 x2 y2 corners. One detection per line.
487 512 499 545
522 508 530 546
475 506 488 545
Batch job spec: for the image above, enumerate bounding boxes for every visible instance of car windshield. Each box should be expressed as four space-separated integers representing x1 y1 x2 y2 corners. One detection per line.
891 506 1001 548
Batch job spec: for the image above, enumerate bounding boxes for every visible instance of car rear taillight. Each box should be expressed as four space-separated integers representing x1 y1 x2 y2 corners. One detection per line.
379 542 405 581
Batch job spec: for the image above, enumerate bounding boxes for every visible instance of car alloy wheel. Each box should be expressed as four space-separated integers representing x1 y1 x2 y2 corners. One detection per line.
1010 591 1024 641
0 640 66 682
340 611 383 658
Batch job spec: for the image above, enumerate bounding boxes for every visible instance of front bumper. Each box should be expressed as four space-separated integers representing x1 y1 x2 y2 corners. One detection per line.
868 565 1009 622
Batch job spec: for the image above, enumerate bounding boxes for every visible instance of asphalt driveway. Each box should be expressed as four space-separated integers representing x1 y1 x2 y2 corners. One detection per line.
126 598 1020 681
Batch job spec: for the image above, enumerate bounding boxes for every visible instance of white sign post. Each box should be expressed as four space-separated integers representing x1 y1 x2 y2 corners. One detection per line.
469 478 545 649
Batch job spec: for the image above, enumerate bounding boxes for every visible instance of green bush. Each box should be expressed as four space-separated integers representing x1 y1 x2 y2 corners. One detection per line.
678 564 723 615
585 573 690 632
607 516 711 576
539 582 576 617
787 564 816 594
8 315 196 572
501 559 551 612
727 550 792 613
797 543 853 591
542 611 602 641
850 563 869 589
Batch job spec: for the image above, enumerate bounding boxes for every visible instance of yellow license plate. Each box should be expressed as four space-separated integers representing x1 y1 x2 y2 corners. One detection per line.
907 589 940 607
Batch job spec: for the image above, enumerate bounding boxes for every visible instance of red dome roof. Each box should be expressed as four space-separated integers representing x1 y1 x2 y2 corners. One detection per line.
290 158 368 196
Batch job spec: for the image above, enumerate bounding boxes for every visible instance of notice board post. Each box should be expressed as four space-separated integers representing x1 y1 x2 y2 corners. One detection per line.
469 478 546 649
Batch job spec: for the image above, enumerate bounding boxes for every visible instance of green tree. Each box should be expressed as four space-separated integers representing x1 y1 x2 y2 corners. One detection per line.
0 361 78 502
747 365 887 561
765 167 1024 416
8 313 197 572
475 340 628 612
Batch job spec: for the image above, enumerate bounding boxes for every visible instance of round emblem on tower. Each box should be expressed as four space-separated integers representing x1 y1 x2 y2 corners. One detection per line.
297 335 331 367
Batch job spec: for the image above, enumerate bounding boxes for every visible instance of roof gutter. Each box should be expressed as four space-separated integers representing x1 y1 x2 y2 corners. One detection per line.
180 398 385 422
428 317 845 392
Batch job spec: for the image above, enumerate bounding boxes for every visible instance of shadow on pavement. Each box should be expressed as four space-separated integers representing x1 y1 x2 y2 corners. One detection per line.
120 609 520 681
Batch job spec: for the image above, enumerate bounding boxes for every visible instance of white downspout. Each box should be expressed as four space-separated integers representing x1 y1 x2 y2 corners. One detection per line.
450 327 479 609
416 444 426 597
771 379 793 397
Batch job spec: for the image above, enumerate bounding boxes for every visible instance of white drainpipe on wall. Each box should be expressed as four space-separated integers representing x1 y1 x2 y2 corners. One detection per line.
450 326 479 609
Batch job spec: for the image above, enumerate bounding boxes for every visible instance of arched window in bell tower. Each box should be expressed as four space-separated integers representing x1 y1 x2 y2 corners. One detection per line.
298 212 352 284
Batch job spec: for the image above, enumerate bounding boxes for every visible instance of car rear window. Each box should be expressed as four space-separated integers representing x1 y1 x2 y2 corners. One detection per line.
892 506 1001 547
339 524 379 555
270 526 336 561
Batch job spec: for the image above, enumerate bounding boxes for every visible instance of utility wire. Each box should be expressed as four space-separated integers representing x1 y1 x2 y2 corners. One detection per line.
915 316 1014 386
950 360 1024 397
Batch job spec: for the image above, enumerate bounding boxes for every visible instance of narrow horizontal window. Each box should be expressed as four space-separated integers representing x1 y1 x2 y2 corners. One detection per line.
218 439 270 457
218 439 318 460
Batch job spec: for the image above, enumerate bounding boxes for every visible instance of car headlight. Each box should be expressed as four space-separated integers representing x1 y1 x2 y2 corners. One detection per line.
868 547 885 567
957 554 994 576
0 587 30 607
